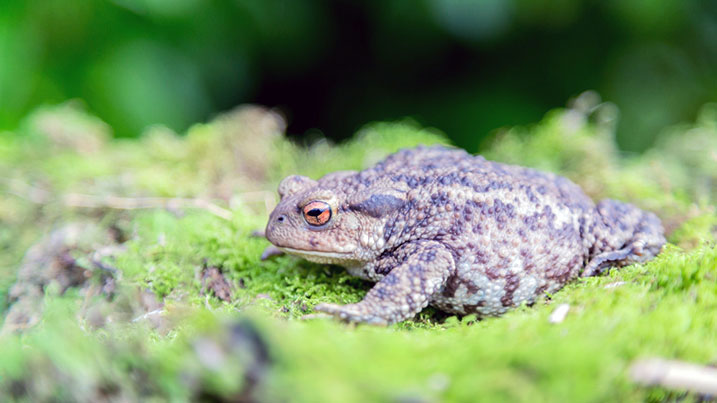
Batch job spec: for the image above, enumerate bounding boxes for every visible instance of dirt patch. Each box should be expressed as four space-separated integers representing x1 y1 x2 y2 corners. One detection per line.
1 222 120 335
201 264 234 302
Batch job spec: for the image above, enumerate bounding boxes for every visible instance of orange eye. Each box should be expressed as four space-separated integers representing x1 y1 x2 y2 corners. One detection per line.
302 201 332 226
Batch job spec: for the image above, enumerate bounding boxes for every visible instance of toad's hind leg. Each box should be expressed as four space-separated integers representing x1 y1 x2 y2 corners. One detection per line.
581 199 666 277
315 240 454 325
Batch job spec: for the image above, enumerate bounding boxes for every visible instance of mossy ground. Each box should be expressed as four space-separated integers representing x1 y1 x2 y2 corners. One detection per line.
0 97 715 402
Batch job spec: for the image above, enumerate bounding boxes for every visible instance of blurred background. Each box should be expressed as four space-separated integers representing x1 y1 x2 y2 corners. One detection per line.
1 0 716 152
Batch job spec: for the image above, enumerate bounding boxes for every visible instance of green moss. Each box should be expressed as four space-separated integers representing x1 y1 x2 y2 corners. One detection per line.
263 244 717 403
1 101 716 401
668 213 717 249
272 120 449 184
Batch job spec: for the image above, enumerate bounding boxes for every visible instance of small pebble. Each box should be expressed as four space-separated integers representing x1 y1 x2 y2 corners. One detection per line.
548 303 570 324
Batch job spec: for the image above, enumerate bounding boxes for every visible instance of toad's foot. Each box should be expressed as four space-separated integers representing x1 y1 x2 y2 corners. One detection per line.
314 302 389 325
582 199 665 277
260 245 285 260
316 240 454 325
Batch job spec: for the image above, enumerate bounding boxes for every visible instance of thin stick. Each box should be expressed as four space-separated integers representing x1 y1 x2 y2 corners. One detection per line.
3 177 237 220
630 358 717 395
3 176 281 220
62 193 233 220
131 308 164 323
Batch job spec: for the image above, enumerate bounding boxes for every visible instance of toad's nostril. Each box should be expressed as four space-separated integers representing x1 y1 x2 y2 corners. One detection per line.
277 215 286 223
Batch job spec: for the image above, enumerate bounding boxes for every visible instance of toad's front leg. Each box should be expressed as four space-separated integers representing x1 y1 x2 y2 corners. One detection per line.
315 240 455 325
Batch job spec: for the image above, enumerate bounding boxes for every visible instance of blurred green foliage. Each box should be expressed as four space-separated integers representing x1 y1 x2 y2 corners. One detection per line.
2 0 716 151
0 0 327 136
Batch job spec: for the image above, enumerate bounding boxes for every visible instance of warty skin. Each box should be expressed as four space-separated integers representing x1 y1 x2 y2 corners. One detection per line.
264 146 665 325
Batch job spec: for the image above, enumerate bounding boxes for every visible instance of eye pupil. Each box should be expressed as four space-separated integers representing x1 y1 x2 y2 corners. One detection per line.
307 209 322 217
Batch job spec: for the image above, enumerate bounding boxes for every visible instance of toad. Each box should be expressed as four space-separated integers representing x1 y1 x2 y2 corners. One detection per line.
263 146 665 324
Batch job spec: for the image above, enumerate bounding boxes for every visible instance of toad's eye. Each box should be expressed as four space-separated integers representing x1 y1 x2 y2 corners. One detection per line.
302 201 332 226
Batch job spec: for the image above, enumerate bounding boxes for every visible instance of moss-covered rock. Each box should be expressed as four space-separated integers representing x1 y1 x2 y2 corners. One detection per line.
0 97 715 401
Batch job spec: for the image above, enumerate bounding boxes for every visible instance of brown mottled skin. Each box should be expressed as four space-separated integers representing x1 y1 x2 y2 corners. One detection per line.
264 146 665 325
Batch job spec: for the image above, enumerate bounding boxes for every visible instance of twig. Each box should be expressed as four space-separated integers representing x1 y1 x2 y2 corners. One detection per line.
131 308 164 323
630 358 717 395
2 176 281 220
2 177 235 220
62 193 234 220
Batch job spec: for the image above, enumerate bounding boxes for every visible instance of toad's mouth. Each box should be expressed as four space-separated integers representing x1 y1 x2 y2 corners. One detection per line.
278 246 353 259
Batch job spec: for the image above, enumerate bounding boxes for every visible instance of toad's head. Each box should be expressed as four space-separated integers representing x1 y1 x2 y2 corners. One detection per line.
264 174 406 266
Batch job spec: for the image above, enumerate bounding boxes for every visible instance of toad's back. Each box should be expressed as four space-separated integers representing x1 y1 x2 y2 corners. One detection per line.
366 148 600 315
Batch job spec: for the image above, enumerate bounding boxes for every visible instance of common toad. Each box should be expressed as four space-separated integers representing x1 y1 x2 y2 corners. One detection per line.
264 146 665 324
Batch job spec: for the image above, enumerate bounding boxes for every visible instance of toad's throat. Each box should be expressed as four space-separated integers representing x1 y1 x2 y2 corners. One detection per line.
278 246 353 259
